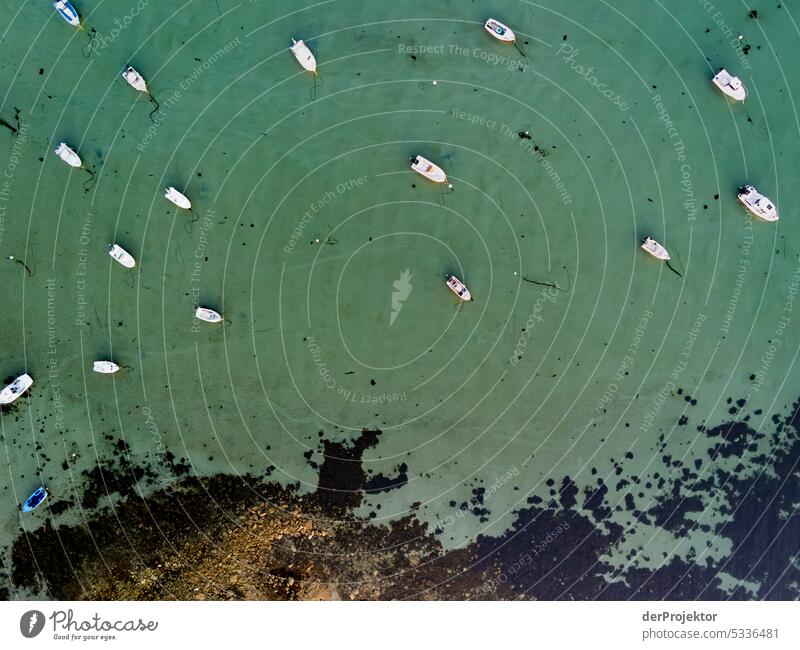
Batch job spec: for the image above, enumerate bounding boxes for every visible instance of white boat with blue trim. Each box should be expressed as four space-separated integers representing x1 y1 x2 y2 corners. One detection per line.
53 1 80 27
485 18 515 43
21 487 48 513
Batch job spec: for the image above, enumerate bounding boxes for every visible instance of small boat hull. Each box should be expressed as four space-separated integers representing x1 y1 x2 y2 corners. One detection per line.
641 237 670 261
738 185 778 221
55 142 82 168
21 487 48 513
165 186 191 209
446 275 472 301
712 68 747 102
410 155 449 184
53 1 80 26
0 373 33 405
485 19 515 43
195 307 222 323
290 39 317 74
93 361 120 374
122 66 148 93
108 243 136 268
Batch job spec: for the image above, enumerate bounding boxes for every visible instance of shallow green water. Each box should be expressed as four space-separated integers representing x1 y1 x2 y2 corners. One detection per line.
1 0 799 597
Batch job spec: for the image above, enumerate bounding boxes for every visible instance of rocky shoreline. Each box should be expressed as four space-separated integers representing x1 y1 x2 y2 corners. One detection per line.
4 398 799 600
8 474 503 600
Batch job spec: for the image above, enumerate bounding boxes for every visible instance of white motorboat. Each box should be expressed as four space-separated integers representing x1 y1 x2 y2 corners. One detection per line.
290 38 317 74
738 185 778 221
641 237 670 260
410 155 452 187
712 68 747 102
485 18 516 43
446 275 472 301
195 307 222 323
165 186 191 209
93 361 120 374
53 1 80 26
0 373 33 405
55 142 82 168
122 66 148 92
108 243 136 268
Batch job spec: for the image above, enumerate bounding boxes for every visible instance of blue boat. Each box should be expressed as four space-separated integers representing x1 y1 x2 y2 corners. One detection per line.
52 1 80 27
21 487 48 513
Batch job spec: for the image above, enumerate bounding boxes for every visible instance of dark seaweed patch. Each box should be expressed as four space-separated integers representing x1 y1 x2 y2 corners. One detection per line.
364 462 408 494
316 428 381 510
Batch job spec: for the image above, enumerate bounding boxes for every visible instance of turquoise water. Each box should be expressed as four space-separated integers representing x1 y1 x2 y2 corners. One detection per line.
1 0 799 597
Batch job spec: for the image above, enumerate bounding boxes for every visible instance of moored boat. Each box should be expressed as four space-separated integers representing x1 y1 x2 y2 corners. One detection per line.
93 361 120 374
55 142 82 168
290 38 317 74
410 155 452 187
165 186 191 209
737 185 778 221
0 373 33 405
485 18 516 43
53 1 80 27
446 275 472 301
641 237 670 261
195 307 222 323
122 65 148 93
108 243 136 268
21 487 48 513
712 68 747 102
